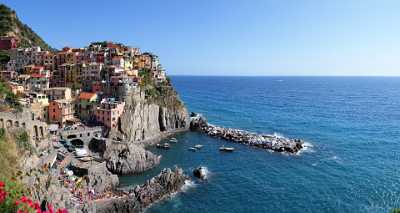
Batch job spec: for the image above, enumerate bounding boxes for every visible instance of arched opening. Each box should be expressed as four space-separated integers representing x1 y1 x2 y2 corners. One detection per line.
67 134 77 139
33 125 38 138
6 120 12 128
39 126 44 137
15 121 19 127
22 123 26 128
70 139 84 148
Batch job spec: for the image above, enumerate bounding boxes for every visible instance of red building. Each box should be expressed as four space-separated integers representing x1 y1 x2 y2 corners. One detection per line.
0 36 18 50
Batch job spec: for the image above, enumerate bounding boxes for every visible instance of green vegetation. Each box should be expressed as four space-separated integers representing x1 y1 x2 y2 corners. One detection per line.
0 4 53 50
15 131 32 152
0 50 10 67
391 208 400 213
138 69 182 108
0 179 26 213
0 81 22 112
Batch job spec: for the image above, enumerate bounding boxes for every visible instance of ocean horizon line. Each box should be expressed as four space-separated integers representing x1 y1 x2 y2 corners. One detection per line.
169 74 400 78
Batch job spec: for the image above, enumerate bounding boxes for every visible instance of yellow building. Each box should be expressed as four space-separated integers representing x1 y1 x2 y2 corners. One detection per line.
59 63 81 89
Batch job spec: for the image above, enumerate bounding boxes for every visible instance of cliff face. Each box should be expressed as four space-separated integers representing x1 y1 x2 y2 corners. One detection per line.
117 82 189 143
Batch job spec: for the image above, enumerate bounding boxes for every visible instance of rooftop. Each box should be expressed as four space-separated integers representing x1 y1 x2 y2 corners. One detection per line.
79 92 96 100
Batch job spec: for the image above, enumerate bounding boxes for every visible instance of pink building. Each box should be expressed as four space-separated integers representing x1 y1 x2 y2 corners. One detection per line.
95 98 125 129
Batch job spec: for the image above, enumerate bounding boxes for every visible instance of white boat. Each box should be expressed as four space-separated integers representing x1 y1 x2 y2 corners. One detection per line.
194 144 203 149
157 143 171 149
219 146 235 152
169 138 178 143
188 147 197 152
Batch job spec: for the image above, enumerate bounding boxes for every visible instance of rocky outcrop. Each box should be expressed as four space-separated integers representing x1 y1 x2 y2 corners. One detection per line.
193 166 208 180
87 162 119 194
104 141 161 175
190 113 304 154
81 167 189 213
22 169 75 210
134 167 187 207
117 87 189 144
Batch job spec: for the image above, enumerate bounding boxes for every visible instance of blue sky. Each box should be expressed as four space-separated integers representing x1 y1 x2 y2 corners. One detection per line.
2 0 400 76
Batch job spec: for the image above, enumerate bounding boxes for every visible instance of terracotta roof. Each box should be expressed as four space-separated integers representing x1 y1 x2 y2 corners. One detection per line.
79 92 96 100
30 73 47 78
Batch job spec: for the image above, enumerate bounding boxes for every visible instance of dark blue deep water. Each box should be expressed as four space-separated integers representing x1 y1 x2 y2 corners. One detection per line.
120 77 400 213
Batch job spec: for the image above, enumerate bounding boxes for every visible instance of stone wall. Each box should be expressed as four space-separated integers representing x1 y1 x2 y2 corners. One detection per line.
0 109 48 142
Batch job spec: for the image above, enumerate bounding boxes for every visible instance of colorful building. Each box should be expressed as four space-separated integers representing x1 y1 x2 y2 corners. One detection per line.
44 87 72 101
0 70 17 81
95 98 125 129
48 99 75 126
77 92 97 122
0 36 18 50
27 73 49 92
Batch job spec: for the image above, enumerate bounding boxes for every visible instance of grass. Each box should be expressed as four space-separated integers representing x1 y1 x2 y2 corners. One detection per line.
0 129 19 180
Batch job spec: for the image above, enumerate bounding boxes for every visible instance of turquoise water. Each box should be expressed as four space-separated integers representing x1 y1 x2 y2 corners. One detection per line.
120 76 400 213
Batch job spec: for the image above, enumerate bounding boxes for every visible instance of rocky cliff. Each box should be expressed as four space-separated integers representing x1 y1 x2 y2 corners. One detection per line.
104 141 161 175
116 80 189 143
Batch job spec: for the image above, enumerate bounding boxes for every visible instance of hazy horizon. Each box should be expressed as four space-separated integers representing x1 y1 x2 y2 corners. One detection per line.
3 0 400 76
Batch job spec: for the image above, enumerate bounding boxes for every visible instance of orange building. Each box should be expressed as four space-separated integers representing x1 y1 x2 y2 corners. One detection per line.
48 99 75 126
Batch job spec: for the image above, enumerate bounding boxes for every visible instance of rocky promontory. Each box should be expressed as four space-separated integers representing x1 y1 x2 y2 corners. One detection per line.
115 83 190 144
103 141 161 175
82 167 188 213
190 113 304 153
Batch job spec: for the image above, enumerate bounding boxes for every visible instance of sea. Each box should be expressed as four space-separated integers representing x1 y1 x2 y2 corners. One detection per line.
120 76 400 213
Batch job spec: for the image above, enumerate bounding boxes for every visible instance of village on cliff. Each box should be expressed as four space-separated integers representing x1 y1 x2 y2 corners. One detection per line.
0 36 190 211
0 36 168 141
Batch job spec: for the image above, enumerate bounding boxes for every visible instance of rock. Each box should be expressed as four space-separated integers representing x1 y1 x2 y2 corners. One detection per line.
189 113 208 131
87 162 119 194
81 196 141 213
193 167 207 180
134 167 188 207
81 167 189 213
190 114 305 154
117 88 189 143
104 141 161 175
22 169 75 211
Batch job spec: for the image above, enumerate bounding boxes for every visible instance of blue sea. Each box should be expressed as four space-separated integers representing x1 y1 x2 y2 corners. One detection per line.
120 76 400 213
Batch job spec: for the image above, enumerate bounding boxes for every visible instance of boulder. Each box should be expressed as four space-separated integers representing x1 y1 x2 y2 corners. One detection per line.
193 167 207 180
104 142 161 175
87 162 119 194
134 167 188 207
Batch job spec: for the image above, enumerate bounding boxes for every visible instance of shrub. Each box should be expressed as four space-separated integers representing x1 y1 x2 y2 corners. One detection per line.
0 180 68 213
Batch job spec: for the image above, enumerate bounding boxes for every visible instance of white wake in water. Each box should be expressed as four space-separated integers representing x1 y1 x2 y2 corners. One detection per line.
297 141 315 155
181 179 197 192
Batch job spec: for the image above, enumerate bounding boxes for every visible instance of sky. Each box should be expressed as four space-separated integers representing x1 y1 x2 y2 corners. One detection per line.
2 0 400 76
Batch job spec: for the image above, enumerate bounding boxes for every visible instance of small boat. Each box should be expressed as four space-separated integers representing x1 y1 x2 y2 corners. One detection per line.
219 146 235 152
163 143 171 149
78 156 94 162
157 143 170 149
169 138 178 143
194 144 203 149
188 147 197 152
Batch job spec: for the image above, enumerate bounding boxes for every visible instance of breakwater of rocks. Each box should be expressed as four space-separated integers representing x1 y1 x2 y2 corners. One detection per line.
190 113 304 154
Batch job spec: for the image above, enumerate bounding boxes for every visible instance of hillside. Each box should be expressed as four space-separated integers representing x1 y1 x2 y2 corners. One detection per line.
0 4 53 50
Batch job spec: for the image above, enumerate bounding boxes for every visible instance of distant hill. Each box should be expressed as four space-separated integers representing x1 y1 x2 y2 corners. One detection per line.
0 4 53 51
